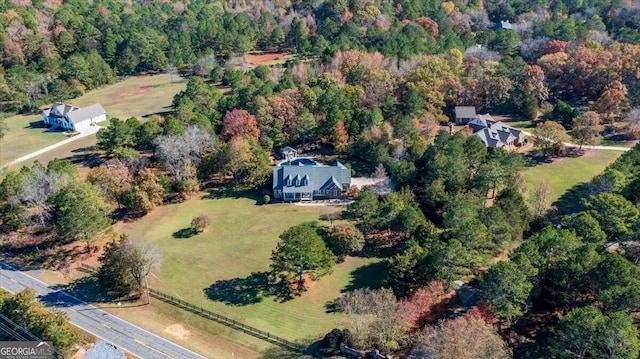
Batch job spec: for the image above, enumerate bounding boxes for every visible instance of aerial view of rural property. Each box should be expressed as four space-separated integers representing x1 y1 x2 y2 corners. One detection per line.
2 0 640 358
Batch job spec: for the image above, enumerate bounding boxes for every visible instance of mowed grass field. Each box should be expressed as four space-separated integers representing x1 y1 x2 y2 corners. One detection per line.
0 74 186 167
114 193 381 343
522 149 623 201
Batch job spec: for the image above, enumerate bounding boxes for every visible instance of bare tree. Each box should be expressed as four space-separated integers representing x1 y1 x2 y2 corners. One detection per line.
334 288 411 352
166 64 178 84
410 312 511 359
20 167 68 225
371 163 390 196
119 236 162 291
529 181 553 219
153 125 216 180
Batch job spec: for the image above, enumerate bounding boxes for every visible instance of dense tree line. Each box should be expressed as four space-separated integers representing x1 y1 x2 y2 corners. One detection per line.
0 288 76 353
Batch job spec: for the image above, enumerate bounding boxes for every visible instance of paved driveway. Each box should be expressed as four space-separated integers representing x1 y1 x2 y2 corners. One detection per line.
0 261 205 359
0 125 102 169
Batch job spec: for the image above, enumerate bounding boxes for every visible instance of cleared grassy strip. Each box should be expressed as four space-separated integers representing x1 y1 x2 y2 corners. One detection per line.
522 150 622 201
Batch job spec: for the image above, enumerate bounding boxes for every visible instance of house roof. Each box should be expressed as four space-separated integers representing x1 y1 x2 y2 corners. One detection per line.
66 104 106 124
455 106 477 119
43 103 79 117
274 158 351 192
281 146 296 154
501 20 514 29
474 128 502 148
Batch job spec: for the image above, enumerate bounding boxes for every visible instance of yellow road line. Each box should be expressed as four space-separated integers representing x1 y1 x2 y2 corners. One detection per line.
101 323 110 329
134 338 174 359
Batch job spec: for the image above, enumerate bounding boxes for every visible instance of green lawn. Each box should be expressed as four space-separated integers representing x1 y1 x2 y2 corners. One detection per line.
115 192 382 343
0 114 67 166
0 74 186 167
522 150 623 201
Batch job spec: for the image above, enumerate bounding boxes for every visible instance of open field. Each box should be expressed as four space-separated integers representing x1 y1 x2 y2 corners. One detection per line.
114 191 383 343
0 114 67 166
522 149 622 202
0 74 186 167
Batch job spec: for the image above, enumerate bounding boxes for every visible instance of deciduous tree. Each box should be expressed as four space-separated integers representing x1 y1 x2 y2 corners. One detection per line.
533 121 568 157
326 223 364 257
221 109 260 141
572 111 603 149
410 310 511 359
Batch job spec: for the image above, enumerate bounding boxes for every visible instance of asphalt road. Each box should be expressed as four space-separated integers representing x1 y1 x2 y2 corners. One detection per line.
0 261 206 359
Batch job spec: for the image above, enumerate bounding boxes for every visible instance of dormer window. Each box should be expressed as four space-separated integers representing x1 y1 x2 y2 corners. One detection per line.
302 176 308 186
295 176 300 186
286 176 292 186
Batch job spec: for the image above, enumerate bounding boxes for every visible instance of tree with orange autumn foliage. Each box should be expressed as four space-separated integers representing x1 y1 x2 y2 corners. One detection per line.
332 120 349 152
593 80 629 123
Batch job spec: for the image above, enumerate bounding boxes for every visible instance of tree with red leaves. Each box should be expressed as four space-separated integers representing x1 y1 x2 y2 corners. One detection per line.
221 109 260 141
400 281 450 328
542 39 569 55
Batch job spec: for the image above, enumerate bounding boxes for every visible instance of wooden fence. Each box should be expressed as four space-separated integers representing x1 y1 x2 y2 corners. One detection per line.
148 288 305 352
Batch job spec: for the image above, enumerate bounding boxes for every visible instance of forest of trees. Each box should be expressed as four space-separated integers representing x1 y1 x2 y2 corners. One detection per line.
3 0 640 357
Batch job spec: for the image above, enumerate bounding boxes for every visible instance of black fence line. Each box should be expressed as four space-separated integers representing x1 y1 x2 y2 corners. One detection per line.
148 288 305 352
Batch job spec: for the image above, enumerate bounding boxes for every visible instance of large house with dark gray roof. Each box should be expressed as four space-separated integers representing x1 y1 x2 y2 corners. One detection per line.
469 116 525 150
273 157 351 201
42 103 107 131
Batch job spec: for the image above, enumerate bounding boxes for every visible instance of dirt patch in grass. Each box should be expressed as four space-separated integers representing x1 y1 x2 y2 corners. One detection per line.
248 52 289 66
165 324 190 340
111 86 151 103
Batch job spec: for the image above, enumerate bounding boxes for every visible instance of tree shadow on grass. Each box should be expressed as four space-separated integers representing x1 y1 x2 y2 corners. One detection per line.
202 186 262 203
204 272 270 306
554 182 592 215
342 261 387 293
173 227 198 239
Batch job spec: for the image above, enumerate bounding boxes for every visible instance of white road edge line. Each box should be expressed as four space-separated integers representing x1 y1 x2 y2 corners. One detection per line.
0 261 205 359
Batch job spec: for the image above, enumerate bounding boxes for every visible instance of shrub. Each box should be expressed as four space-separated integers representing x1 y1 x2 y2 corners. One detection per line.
327 223 365 257
191 214 212 233
263 194 271 204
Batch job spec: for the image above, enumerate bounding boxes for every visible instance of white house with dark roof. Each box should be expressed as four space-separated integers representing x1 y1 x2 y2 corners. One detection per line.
272 157 351 201
42 103 107 131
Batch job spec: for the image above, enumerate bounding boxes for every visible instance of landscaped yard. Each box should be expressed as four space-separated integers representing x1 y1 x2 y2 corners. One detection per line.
113 191 382 345
0 74 186 167
522 149 623 202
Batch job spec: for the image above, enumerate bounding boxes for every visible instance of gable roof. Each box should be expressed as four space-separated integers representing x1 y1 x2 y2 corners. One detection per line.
474 128 502 148
66 104 107 124
455 106 477 119
273 158 351 193
43 103 79 117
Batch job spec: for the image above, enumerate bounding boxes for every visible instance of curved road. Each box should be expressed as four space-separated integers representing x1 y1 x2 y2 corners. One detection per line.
0 261 205 359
